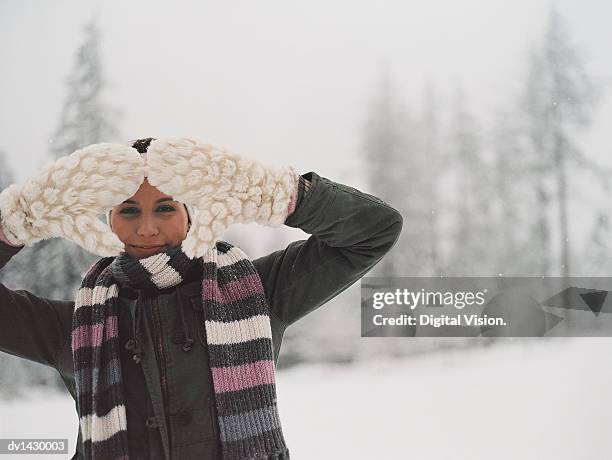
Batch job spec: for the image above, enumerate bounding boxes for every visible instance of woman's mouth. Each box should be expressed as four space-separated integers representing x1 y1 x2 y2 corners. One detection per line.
130 244 167 254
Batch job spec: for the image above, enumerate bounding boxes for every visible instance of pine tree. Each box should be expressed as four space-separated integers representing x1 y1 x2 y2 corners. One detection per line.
14 18 121 300
445 86 495 276
521 45 555 276
490 106 538 275
420 81 444 277
360 64 429 278
51 19 120 156
521 7 602 277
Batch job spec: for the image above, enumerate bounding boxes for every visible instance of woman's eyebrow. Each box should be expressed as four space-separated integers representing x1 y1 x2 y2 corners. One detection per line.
121 197 175 205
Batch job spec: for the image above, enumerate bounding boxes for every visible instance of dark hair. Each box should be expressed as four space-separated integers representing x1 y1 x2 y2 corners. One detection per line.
131 137 156 153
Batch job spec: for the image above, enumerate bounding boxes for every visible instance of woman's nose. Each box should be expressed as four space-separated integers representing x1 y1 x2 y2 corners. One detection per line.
136 214 159 236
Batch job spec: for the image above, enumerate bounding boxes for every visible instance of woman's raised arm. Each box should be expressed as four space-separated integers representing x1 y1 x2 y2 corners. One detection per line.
0 239 74 368
254 171 403 327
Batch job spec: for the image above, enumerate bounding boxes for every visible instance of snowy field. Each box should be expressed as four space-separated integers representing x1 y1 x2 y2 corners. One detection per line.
1 338 610 459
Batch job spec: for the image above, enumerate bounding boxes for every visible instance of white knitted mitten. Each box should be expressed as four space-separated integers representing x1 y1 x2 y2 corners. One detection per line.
0 143 145 256
146 137 298 259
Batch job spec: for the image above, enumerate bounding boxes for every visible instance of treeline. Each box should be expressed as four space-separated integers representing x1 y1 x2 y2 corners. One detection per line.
362 8 608 280
280 7 610 365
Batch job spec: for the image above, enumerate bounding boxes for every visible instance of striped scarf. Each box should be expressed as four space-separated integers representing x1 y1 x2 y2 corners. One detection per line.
71 241 290 459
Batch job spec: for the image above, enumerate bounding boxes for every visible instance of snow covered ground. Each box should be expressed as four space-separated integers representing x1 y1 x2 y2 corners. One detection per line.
1 338 610 459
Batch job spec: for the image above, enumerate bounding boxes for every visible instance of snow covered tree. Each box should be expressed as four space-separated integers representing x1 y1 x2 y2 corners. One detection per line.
444 86 496 276
360 65 430 277
51 18 120 156
520 7 601 277
489 106 541 276
545 8 601 278
520 45 556 276
419 81 444 277
14 17 121 300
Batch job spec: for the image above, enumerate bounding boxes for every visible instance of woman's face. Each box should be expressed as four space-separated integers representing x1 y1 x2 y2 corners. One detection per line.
109 178 190 259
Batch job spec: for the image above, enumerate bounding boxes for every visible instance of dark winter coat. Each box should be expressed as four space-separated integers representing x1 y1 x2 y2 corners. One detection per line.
0 171 403 459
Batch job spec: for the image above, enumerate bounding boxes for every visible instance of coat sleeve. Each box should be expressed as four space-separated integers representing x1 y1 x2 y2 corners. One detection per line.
253 171 403 327
0 240 74 368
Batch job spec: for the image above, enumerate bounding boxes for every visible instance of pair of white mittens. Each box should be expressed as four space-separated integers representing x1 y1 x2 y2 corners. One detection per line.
0 138 298 259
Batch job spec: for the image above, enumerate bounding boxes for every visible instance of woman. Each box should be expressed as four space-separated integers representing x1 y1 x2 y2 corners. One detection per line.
0 137 403 459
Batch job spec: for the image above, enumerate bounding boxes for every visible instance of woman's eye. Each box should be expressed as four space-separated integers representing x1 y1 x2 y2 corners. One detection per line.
118 205 175 215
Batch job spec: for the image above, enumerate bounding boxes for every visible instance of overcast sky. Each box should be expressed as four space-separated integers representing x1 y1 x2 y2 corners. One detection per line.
0 0 610 188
